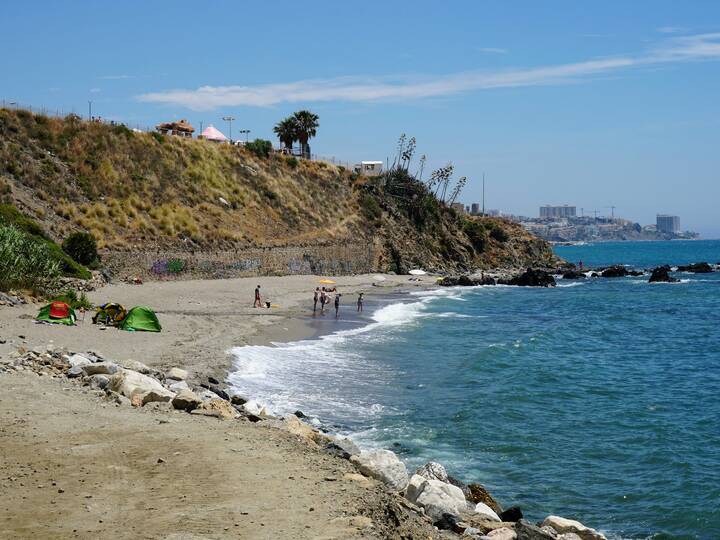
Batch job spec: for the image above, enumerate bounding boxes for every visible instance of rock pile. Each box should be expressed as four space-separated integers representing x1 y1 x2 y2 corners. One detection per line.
676 262 713 273
1 347 608 540
648 266 679 283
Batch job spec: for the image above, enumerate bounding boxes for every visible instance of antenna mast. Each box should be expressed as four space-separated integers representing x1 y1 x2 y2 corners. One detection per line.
482 173 485 216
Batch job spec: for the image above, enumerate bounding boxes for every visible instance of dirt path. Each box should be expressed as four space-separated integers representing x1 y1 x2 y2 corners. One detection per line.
0 371 438 539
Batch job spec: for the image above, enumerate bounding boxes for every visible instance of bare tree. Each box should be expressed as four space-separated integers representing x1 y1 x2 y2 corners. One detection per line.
416 154 426 181
447 176 467 205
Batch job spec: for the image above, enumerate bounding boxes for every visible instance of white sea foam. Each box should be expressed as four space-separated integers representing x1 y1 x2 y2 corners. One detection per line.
557 282 585 288
227 290 465 422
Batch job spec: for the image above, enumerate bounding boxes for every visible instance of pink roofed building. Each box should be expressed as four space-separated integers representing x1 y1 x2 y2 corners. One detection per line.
199 124 228 143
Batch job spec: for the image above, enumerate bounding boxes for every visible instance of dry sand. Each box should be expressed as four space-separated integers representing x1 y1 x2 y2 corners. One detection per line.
0 274 440 539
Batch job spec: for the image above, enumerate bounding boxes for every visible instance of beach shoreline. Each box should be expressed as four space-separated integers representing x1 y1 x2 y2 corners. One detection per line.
0 273 447 539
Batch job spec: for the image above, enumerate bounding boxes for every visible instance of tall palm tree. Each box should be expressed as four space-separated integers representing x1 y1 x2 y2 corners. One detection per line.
292 110 319 158
273 117 298 150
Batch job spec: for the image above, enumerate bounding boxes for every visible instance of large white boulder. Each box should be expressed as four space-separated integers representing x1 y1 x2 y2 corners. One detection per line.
415 461 449 482
541 516 606 540
350 450 409 492
82 362 119 376
109 369 174 401
404 474 466 521
242 400 267 416
166 367 188 380
486 527 517 540
67 354 92 368
475 502 501 522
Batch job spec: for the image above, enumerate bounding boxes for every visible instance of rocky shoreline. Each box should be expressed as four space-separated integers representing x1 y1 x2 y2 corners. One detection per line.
3 345 608 539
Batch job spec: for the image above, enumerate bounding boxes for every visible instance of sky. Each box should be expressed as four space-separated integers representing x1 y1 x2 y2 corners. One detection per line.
2 1 720 237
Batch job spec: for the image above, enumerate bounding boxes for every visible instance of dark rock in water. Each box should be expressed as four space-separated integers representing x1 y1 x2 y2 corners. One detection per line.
590 272 600 278
230 394 247 406
294 410 306 418
600 265 643 278
199 383 229 401
502 268 556 287
516 519 556 540
467 483 502 514
562 269 586 280
246 414 262 423
649 266 679 283
433 513 463 533
208 376 220 385
677 262 713 273
499 506 523 522
439 275 496 287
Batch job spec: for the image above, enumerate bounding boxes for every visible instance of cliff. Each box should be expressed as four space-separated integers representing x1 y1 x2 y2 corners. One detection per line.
0 108 560 278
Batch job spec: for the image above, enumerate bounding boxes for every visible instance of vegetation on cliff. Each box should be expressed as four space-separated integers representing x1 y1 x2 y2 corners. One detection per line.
0 107 558 275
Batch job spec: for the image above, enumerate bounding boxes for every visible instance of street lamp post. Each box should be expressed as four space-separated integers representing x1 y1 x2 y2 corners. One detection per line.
88 101 93 120
238 129 250 143
222 116 235 142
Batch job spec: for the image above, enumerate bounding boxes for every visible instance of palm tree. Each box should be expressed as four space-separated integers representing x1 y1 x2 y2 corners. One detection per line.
292 110 319 159
273 117 298 151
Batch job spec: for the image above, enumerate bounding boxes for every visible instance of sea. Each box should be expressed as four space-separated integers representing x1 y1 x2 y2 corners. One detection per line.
227 240 720 540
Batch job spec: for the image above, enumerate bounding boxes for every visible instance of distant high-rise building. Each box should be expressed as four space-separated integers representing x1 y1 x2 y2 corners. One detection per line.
540 205 576 219
656 214 680 233
451 202 466 214
471 203 481 214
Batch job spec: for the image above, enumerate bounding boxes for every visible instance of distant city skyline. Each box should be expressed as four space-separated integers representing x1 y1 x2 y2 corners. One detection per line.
2 1 719 237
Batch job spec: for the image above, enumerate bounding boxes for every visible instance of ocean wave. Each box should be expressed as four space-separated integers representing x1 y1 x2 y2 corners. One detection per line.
557 282 585 288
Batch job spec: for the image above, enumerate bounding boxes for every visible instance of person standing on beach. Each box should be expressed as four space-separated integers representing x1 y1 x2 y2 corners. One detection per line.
313 287 320 312
320 288 327 315
253 285 262 308
334 293 341 318
357 293 364 312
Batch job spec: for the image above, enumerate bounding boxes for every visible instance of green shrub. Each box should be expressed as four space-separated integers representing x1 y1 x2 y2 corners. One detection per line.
151 131 165 144
45 241 92 279
0 204 47 238
52 289 92 310
489 224 509 243
62 231 98 266
286 156 299 169
462 219 488 253
0 223 60 293
359 192 382 222
245 139 273 158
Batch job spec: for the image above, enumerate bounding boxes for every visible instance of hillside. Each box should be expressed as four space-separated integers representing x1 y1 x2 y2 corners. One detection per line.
0 108 559 278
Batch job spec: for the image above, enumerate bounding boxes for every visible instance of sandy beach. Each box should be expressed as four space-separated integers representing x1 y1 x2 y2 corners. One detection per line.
0 274 441 539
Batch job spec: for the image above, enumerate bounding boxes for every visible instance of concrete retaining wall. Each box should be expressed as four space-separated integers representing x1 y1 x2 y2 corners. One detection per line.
101 242 383 281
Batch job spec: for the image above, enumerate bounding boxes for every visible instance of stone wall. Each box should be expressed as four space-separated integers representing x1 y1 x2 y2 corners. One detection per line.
101 242 383 281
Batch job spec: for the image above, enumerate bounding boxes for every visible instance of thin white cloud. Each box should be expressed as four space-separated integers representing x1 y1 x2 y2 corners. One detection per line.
656 26 687 34
89 88 101 93
100 74 133 80
137 33 720 110
478 47 508 54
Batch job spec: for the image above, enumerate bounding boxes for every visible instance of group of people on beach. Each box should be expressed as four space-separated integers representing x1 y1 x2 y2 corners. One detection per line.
313 287 363 317
252 284 364 318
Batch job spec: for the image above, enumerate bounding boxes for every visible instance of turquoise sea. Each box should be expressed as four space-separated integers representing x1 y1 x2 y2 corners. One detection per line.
228 240 720 539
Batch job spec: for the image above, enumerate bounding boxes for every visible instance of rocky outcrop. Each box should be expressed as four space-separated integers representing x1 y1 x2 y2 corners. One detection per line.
516 519 556 540
439 275 495 287
502 268 556 287
499 506 524 522
561 270 586 280
474 501 501 521
468 483 503 514
677 262 713 273
600 265 643 278
171 389 202 411
350 449 409 491
648 266 679 283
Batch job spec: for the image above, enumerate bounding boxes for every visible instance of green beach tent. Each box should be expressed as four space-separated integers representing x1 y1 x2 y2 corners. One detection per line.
119 306 161 332
36 301 76 326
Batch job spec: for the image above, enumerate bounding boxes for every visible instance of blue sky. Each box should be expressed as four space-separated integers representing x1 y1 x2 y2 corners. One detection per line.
3 1 720 236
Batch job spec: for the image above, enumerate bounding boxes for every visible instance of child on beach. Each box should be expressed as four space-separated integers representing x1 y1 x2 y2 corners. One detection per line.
253 285 262 308
357 293 363 312
334 293 341 317
313 287 319 312
320 288 327 314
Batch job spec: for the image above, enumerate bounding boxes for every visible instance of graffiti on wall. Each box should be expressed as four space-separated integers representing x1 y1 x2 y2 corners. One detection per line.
151 258 186 275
